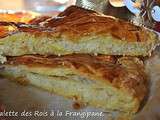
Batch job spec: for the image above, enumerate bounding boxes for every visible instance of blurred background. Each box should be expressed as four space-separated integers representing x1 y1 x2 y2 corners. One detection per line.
0 0 159 32
0 0 76 15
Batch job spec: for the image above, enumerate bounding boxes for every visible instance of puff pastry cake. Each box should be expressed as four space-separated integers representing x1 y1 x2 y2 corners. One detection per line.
0 5 150 114
0 55 148 113
0 6 159 64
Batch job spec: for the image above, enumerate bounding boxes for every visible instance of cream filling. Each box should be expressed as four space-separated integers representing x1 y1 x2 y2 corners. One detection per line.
0 55 6 64
0 65 138 113
0 51 6 64
0 32 157 60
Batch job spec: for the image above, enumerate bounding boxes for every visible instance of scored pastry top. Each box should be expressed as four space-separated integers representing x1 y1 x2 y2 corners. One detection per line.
0 6 158 43
6 54 148 101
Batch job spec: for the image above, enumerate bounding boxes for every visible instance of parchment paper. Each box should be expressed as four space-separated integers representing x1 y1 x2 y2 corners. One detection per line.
134 47 160 120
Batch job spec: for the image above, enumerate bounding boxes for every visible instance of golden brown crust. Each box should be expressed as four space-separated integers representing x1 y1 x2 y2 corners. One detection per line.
0 11 38 23
29 5 155 42
0 6 157 43
5 54 148 101
0 26 10 38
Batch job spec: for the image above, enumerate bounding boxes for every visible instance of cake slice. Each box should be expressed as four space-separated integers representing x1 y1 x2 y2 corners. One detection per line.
0 55 148 113
0 6 159 64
